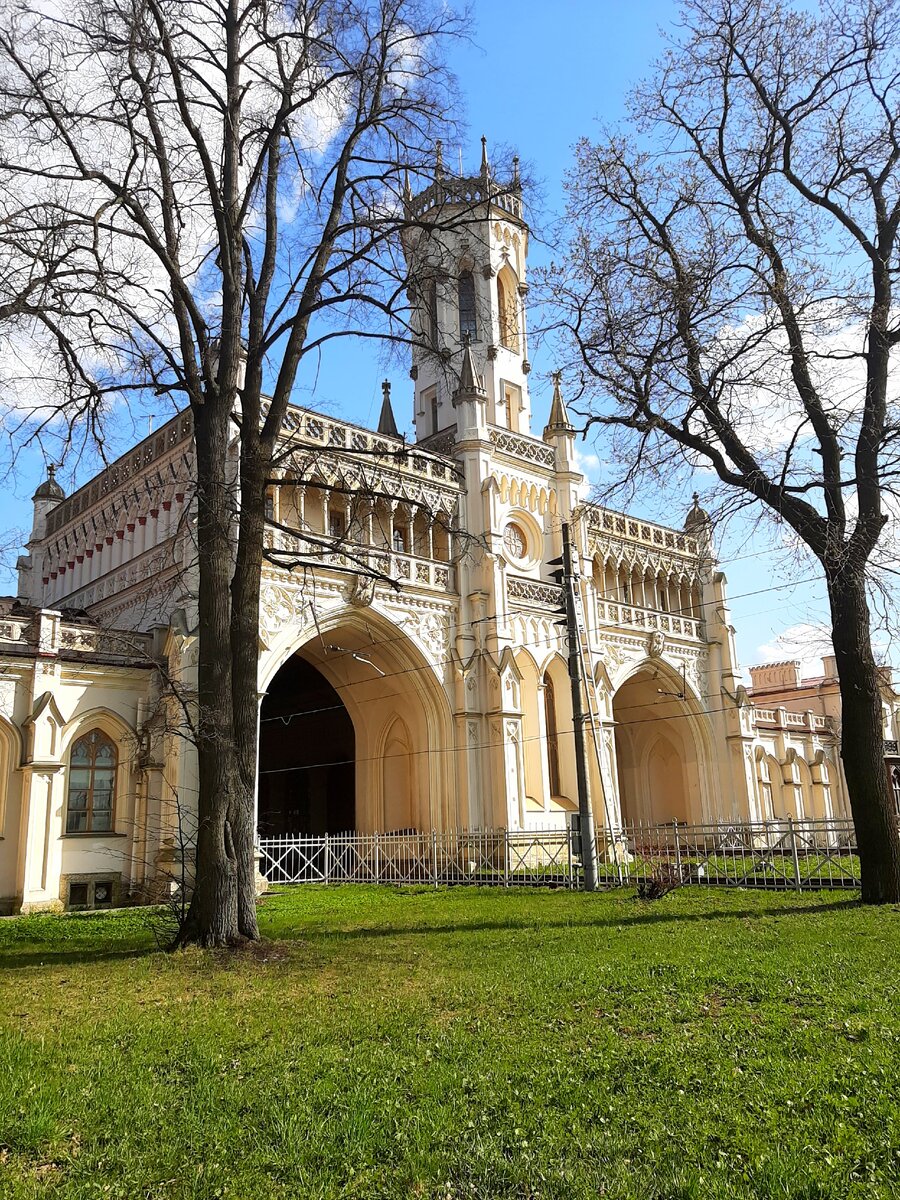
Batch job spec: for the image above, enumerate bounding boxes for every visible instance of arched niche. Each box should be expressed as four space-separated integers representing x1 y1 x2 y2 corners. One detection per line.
611 662 709 826
381 716 414 832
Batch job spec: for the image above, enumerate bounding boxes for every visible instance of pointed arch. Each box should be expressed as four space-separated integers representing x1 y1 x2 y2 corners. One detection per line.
497 265 520 351
381 715 414 831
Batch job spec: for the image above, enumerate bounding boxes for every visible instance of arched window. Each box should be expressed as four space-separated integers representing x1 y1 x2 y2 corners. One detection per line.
66 729 116 834
458 270 477 342
423 279 439 348
393 527 405 554
892 766 900 817
543 672 561 798
497 271 519 351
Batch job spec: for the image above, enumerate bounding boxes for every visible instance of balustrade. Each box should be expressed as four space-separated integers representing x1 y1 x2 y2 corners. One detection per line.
595 598 703 641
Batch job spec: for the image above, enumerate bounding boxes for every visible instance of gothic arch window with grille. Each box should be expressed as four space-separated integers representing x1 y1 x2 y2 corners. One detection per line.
66 729 117 834
458 270 477 343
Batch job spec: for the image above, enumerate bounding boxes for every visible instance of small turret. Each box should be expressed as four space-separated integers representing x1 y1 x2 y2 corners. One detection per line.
19 465 66 603
685 493 714 553
33 463 65 504
377 380 401 438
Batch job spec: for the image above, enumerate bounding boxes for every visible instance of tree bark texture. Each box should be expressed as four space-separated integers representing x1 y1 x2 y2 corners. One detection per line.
827 568 900 904
176 400 241 947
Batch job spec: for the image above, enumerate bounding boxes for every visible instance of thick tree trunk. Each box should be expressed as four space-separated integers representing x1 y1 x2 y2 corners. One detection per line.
826 566 900 904
175 402 242 947
229 435 267 941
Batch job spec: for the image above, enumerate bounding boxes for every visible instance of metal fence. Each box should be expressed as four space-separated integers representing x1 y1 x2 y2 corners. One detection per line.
258 817 861 892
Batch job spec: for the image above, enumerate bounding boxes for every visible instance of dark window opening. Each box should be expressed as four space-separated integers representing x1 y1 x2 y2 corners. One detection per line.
544 672 561 798
458 271 477 342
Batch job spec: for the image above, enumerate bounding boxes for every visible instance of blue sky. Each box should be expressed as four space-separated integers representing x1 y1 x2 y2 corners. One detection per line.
2 0 843 676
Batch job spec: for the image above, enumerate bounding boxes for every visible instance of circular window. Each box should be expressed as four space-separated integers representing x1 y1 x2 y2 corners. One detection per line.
503 522 527 560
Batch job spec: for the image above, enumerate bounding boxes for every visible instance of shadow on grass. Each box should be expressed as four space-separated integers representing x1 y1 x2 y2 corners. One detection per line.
287 897 857 943
0 896 859 969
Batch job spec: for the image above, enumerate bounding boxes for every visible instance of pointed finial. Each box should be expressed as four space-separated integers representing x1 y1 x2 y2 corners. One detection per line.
545 371 574 434
377 379 400 438
480 135 489 179
454 339 486 402
402 168 411 202
435 139 444 180
511 154 520 188
48 463 56 481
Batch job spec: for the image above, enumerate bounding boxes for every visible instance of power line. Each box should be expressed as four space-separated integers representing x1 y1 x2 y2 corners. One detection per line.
258 569 826 727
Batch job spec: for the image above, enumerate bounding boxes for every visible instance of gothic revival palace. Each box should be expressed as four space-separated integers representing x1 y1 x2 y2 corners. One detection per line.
0 155 855 912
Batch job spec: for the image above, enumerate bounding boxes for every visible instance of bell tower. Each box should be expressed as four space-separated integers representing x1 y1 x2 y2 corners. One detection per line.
402 139 532 444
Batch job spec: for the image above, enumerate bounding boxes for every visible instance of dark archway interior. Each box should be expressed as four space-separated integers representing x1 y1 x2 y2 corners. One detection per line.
258 654 355 836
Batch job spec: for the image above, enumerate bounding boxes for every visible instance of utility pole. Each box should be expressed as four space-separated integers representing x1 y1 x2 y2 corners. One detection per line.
559 521 598 891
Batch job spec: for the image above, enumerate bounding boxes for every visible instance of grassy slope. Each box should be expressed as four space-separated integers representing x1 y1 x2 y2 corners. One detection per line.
1 886 899 1199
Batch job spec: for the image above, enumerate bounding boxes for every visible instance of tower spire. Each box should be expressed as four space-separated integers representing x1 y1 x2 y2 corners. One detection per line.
480 135 490 180
453 335 486 403
545 372 573 433
377 379 400 438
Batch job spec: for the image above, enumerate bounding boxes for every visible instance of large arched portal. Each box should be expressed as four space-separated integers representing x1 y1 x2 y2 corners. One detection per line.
258 607 458 834
258 655 355 836
612 666 706 826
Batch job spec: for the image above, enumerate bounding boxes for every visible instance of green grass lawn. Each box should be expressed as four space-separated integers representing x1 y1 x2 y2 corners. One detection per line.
2 886 900 1199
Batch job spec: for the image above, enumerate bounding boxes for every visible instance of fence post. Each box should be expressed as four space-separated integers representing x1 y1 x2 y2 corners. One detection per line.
324 832 330 885
788 816 802 892
432 829 438 888
504 830 510 887
567 825 574 889
673 820 682 878
374 830 380 884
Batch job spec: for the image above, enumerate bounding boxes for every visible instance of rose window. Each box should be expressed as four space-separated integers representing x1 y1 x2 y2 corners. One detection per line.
503 523 527 559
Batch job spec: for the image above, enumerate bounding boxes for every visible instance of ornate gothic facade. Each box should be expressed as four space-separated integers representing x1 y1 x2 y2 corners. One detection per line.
0 157 851 912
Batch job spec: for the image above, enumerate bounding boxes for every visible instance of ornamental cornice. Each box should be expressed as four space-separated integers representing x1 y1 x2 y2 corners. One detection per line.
584 505 700 560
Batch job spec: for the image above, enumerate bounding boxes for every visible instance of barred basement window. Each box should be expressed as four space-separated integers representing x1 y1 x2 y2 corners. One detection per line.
66 729 116 834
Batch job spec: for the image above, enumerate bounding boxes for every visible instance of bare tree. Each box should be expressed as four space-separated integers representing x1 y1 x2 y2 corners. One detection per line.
0 0 475 944
545 0 900 902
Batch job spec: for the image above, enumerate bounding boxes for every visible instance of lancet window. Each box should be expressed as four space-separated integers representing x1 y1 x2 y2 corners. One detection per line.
458 271 477 342
66 729 116 834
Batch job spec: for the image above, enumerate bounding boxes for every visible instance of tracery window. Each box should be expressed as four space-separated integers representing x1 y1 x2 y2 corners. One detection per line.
393 527 406 554
458 271 477 342
503 522 527 560
66 729 116 834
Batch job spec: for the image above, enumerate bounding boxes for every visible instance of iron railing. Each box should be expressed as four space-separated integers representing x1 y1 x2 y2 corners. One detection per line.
258 818 861 892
